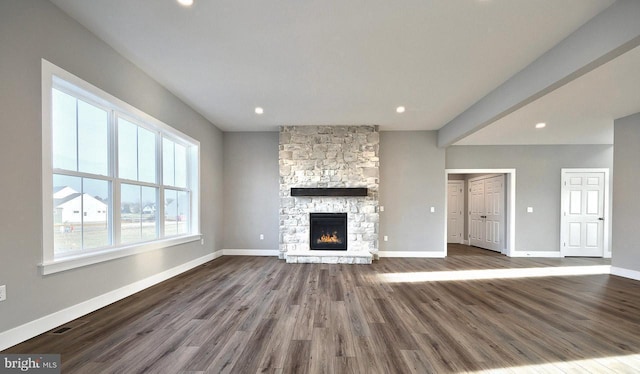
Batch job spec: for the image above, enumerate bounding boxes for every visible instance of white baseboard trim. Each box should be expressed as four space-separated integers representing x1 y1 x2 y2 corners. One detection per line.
378 251 446 258
222 249 279 256
462 240 470 245
510 251 562 258
611 266 640 281
0 252 217 351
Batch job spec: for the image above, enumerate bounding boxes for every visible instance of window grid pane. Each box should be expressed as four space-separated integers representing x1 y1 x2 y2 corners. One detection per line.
164 189 189 237
163 138 175 186
53 174 82 253
52 89 78 171
81 178 110 249
177 190 190 235
118 118 138 181
121 183 142 244
138 127 156 183
175 143 187 188
77 100 108 175
141 186 158 241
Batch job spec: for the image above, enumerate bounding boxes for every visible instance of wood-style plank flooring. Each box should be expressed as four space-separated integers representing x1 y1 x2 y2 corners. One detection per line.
5 245 640 373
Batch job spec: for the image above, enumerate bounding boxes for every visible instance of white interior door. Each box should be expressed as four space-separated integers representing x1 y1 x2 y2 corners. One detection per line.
469 179 485 248
447 181 464 244
562 172 605 257
469 175 504 252
483 175 504 252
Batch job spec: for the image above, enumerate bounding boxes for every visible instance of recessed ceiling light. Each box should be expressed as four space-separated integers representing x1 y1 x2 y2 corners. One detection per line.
255 107 264 115
535 122 546 129
396 106 405 113
177 0 194 7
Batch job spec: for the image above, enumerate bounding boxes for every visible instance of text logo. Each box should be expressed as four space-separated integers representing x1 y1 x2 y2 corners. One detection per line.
0 355 60 373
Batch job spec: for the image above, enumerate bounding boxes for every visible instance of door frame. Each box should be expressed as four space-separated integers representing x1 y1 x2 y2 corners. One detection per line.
447 180 465 244
560 168 610 258
444 169 516 257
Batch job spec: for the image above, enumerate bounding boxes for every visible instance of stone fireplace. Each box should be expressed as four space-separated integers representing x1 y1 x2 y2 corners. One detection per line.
279 125 379 264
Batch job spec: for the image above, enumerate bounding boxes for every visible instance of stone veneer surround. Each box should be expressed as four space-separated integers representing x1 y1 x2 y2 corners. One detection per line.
279 125 379 263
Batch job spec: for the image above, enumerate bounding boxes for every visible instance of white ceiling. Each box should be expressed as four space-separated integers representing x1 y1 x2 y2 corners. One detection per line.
50 0 630 144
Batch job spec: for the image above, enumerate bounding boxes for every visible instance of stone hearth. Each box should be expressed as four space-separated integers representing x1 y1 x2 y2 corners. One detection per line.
279 125 379 264
285 250 373 264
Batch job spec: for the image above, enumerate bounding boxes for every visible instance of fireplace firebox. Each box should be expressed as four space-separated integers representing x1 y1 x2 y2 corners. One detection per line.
310 213 347 250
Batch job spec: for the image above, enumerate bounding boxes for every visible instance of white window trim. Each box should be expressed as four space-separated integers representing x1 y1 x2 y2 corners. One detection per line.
41 59 201 275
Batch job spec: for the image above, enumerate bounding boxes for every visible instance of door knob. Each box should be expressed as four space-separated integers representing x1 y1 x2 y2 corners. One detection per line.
598 217 604 221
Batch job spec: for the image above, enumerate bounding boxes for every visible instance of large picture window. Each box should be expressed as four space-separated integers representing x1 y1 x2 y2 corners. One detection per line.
42 60 200 274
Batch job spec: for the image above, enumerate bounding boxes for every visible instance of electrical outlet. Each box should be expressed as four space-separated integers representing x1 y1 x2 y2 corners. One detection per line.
200 238 204 245
260 234 264 240
0 285 6 302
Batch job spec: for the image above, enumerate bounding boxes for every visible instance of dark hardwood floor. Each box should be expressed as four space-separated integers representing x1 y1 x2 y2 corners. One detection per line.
5 245 640 373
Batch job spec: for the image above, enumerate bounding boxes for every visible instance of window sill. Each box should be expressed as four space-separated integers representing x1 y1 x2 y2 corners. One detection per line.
40 234 202 275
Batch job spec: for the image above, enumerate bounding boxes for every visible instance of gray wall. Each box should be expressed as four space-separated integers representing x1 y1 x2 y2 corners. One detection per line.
612 113 640 272
379 131 446 252
446 145 613 253
0 0 223 333
222 130 450 254
223 132 279 250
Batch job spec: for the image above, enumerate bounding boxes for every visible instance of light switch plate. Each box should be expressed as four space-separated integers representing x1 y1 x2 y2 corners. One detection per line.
527 207 534 213
430 206 435 213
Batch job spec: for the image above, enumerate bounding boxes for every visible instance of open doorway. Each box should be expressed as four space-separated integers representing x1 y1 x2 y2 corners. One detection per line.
444 169 516 257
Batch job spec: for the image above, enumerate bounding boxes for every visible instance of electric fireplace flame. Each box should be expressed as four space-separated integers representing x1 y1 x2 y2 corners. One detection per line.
318 231 342 244
310 212 347 250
